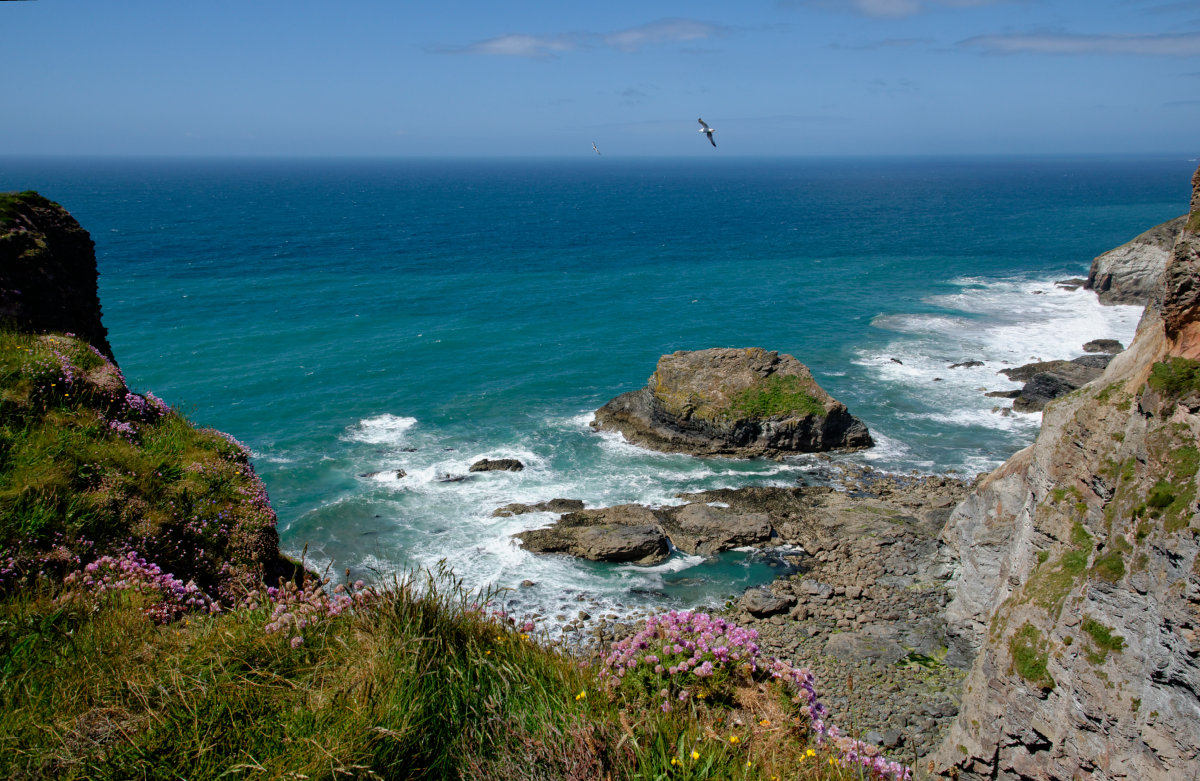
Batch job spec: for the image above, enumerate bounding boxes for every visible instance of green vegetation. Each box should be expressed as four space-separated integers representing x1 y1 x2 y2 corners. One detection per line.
729 374 826 419
1020 522 1093 615
1147 357 1200 399
1091 550 1126 583
1009 623 1054 691
0 331 288 594
1080 617 1126 665
0 191 53 225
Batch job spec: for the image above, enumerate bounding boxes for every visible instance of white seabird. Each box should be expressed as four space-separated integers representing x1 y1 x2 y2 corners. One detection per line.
698 118 716 148
593 142 601 155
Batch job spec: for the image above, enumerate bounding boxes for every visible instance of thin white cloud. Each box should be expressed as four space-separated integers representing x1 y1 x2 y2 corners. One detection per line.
437 18 728 59
438 33 580 58
795 0 1014 18
961 31 1200 56
603 19 728 52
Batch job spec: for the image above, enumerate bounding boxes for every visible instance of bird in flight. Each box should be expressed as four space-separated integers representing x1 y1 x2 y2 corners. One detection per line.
697 118 716 148
592 142 601 155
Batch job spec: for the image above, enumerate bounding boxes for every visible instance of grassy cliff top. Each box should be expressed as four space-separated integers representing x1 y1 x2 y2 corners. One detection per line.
0 330 288 597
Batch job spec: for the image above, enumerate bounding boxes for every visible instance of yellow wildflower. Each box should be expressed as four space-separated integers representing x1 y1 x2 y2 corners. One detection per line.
806 749 816 758
691 750 700 760
759 718 771 727
575 690 587 701
729 736 739 744
671 757 679 766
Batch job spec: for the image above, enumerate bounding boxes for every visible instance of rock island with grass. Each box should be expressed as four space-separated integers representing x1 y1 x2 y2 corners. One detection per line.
591 347 872 458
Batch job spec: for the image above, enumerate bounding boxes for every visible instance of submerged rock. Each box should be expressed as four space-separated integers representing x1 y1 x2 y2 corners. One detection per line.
591 347 872 458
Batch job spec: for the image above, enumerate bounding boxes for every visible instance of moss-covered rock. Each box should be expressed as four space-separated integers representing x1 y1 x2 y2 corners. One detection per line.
591 348 872 458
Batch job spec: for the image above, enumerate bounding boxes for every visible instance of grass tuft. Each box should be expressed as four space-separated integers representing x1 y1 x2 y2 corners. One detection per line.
729 374 826 419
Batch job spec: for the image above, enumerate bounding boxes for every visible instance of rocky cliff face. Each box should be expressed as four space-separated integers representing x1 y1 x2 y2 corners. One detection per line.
1086 215 1187 305
934 167 1200 780
0 191 115 361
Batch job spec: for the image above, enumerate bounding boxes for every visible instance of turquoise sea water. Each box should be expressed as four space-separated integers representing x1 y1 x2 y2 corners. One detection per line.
1 155 1193 623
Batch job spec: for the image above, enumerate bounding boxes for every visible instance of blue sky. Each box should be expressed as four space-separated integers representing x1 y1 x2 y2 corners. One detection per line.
3 0 1198 157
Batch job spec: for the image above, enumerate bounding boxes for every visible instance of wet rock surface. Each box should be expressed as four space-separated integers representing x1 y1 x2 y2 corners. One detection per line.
469 457 525 472
493 498 585 517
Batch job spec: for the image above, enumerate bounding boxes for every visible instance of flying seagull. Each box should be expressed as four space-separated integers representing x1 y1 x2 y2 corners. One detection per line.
698 118 716 148
592 142 601 155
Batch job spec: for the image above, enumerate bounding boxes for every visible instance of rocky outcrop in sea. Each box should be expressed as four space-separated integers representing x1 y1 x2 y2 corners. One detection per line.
591 347 872 458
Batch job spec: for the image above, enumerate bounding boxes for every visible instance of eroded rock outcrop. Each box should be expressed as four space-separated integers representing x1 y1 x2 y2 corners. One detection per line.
514 504 671 564
0 191 114 361
1086 214 1187 305
591 348 872 458
934 168 1200 780
512 500 774 563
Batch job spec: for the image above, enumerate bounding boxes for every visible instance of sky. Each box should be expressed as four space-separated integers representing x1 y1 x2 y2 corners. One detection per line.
2 0 1199 157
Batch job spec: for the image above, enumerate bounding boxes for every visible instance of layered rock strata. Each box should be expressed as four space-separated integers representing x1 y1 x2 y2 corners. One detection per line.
1086 215 1187 305
592 347 872 458
933 167 1200 780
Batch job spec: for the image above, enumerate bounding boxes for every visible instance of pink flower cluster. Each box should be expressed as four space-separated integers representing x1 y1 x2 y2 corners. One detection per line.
600 610 761 711
601 610 911 780
61 551 219 623
253 577 372 648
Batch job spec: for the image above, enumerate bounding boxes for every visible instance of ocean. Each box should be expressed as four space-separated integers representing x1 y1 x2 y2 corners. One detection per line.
1 155 1192 625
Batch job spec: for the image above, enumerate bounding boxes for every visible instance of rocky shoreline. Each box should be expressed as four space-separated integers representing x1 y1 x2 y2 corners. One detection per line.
509 464 976 764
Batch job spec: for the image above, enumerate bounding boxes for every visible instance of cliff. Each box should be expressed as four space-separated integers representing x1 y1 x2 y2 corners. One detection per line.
1086 215 1187 305
934 166 1200 779
0 193 292 599
0 191 115 361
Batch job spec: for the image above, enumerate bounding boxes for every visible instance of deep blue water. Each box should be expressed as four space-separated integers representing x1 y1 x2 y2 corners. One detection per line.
1 155 1192 623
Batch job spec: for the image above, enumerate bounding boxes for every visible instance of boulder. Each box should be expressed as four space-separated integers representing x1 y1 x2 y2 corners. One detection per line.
469 458 524 472
591 348 872 458
660 503 772 555
512 504 670 565
1012 362 1105 412
824 629 907 664
740 587 795 617
1082 339 1124 354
